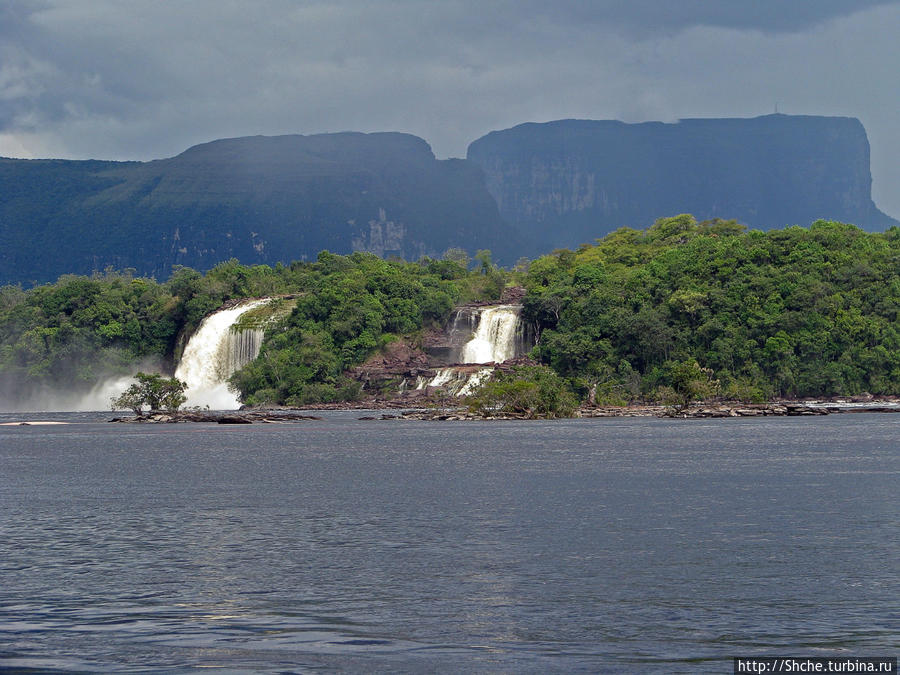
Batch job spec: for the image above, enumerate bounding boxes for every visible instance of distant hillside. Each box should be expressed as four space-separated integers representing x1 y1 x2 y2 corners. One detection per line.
467 114 898 250
2 115 897 285
0 132 518 284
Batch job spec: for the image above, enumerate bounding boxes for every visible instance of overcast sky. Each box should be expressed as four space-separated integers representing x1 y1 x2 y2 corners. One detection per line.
2 0 900 217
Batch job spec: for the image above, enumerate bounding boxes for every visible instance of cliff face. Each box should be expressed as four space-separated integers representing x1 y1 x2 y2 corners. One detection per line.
467 114 898 249
2 116 896 284
0 132 517 284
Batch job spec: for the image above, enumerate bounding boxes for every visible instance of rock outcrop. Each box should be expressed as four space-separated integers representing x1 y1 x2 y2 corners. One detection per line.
349 339 433 397
467 114 899 251
379 401 900 421
109 409 323 423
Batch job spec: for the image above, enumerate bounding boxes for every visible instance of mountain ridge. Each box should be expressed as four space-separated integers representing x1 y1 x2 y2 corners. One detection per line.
1 115 896 285
467 114 897 250
0 131 518 284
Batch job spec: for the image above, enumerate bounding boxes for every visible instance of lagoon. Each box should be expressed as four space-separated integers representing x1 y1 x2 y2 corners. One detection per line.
1 412 897 672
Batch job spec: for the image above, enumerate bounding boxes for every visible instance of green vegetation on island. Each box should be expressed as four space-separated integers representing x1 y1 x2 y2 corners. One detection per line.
110 372 187 415
225 251 485 406
0 250 501 405
465 365 579 419
1 216 897 412
524 216 899 403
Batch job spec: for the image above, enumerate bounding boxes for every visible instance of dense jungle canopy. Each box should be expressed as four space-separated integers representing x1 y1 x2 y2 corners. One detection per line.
1 216 897 408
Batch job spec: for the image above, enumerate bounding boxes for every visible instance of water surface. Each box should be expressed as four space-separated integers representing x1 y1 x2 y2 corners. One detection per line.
1 412 897 672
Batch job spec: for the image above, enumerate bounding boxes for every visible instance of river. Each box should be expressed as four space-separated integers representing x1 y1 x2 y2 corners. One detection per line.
1 412 897 672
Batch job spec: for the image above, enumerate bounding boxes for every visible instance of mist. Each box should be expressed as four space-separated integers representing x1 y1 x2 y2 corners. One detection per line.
0 359 165 414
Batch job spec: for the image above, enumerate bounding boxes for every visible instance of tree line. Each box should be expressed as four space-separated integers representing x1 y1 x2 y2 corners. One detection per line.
523 216 899 402
0 249 501 405
1 217 897 409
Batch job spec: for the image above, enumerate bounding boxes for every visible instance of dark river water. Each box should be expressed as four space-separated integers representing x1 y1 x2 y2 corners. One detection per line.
1 412 897 673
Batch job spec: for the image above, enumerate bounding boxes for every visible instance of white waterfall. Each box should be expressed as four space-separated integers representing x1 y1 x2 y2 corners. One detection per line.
448 308 479 347
457 368 493 396
461 305 522 364
174 299 269 409
417 367 494 396
419 304 527 396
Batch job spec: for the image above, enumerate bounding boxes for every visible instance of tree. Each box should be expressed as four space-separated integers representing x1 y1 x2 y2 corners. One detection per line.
442 247 470 271
659 359 720 413
466 365 578 419
474 249 494 274
111 372 187 415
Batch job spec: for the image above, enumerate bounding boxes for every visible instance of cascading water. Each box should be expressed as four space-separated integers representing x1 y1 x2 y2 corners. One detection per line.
417 367 494 396
457 368 493 396
174 299 269 409
421 304 529 395
461 305 523 364
426 368 460 389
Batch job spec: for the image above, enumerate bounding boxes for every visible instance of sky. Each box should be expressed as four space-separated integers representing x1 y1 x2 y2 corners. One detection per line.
2 0 900 217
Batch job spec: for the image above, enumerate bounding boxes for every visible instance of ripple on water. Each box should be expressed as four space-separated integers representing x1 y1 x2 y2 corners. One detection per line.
1 413 898 672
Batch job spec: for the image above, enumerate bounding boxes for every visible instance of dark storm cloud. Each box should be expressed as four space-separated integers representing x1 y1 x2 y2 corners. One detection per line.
1 0 899 215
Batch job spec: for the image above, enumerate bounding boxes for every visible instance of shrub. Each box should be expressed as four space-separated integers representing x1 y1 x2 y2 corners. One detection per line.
110 372 187 415
466 365 578 419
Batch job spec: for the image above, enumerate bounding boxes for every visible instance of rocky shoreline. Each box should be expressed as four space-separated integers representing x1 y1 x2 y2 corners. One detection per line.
377 401 899 421
110 410 323 424
108 398 899 424
581 402 900 418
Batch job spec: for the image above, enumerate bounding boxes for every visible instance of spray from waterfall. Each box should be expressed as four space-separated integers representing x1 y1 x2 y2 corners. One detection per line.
174 299 269 409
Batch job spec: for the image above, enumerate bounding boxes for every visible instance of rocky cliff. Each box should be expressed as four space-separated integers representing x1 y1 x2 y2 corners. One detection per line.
0 132 517 284
467 114 898 250
3 116 897 284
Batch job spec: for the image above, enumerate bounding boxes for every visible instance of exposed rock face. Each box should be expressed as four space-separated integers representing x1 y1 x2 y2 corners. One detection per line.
349 339 433 397
0 132 518 284
5 116 896 284
109 409 322 423
467 114 898 250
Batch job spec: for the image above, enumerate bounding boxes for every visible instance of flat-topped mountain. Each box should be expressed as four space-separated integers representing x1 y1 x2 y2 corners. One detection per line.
1 115 897 284
467 114 898 249
0 132 517 284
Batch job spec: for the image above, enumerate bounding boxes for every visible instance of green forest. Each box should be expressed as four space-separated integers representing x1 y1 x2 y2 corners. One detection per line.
523 216 899 403
0 248 501 405
1 216 897 409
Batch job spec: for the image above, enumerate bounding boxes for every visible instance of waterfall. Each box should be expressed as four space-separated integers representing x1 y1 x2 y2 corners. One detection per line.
418 304 529 396
431 368 464 388
457 368 493 396
461 305 523 364
417 367 493 396
174 299 269 409
449 308 479 347
224 326 265 378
